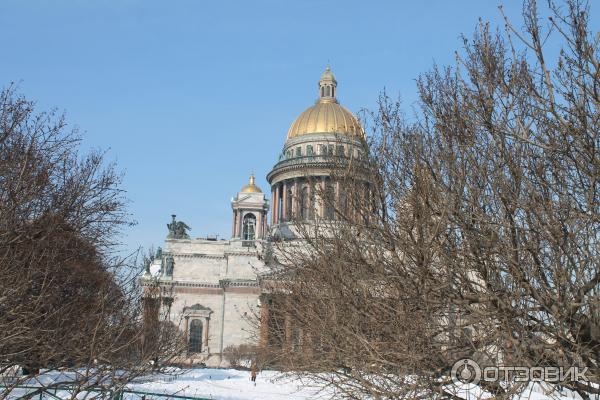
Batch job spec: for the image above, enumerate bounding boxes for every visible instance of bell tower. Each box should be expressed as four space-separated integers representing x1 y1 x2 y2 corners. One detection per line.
231 174 269 241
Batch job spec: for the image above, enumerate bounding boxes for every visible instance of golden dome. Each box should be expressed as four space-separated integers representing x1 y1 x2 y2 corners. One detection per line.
287 101 363 139
241 174 262 193
286 67 364 140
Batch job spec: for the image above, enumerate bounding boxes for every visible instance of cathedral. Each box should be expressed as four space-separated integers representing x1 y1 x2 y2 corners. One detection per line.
141 67 366 367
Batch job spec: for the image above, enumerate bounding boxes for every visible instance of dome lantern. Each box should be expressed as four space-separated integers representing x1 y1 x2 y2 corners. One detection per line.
318 66 337 102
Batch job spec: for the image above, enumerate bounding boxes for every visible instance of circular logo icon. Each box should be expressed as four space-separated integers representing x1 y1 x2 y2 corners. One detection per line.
451 358 481 385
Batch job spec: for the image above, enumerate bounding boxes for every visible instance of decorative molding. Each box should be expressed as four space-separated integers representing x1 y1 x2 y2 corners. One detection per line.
141 279 220 288
140 278 260 289
220 279 260 288
173 253 226 260
183 303 213 318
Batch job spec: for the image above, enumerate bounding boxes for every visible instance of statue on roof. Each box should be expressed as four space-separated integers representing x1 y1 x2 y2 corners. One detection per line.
164 254 174 277
167 214 191 239
144 257 152 276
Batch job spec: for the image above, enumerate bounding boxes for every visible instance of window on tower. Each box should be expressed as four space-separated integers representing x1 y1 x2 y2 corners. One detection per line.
306 145 314 156
242 214 256 240
296 146 301 157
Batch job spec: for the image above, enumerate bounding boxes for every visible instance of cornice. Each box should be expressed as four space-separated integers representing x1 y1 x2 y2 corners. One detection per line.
170 253 226 260
140 278 259 289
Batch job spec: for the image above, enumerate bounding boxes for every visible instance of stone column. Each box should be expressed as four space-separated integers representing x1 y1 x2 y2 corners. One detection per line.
272 185 278 225
278 183 283 223
203 317 210 350
334 180 340 220
271 187 276 225
294 178 300 219
282 181 288 222
238 209 244 239
276 183 282 224
290 179 296 219
318 177 325 218
232 210 237 238
184 316 190 348
264 208 268 235
256 210 261 239
307 182 312 220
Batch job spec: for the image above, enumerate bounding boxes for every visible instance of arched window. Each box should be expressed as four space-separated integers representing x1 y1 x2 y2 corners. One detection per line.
242 214 256 240
321 86 324 97
300 186 309 221
325 86 331 97
189 319 203 353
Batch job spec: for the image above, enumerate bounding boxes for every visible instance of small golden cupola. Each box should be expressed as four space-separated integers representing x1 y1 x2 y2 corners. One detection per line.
240 174 262 193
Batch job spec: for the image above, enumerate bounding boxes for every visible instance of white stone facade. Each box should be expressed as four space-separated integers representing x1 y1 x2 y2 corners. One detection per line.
141 180 270 367
141 67 365 367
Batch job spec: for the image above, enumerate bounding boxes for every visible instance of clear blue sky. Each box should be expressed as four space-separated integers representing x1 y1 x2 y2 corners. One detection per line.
1 1 596 254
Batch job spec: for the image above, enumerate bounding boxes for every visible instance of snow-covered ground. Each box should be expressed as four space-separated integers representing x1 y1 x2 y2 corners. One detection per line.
129 369 594 400
128 368 335 400
3 368 597 399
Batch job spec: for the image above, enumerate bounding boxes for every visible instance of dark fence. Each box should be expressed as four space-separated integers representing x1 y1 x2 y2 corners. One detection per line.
1 385 211 400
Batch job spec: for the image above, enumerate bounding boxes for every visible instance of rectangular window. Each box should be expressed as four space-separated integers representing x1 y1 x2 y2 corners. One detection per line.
296 146 302 157
336 145 345 157
327 145 334 156
320 144 327 155
307 145 314 156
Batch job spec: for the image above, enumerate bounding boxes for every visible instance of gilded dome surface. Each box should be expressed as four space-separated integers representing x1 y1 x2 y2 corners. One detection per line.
286 67 364 140
241 174 262 193
286 101 363 139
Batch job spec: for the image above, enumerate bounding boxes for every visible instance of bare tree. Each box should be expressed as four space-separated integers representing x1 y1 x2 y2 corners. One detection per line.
264 0 599 398
0 85 184 398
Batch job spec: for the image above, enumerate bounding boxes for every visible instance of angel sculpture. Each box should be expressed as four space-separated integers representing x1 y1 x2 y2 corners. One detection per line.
167 214 191 239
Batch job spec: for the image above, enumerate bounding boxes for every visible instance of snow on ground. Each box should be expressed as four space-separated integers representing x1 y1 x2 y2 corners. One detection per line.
128 368 336 400
131 369 599 400
4 368 598 399
442 381 593 400
130 369 596 400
